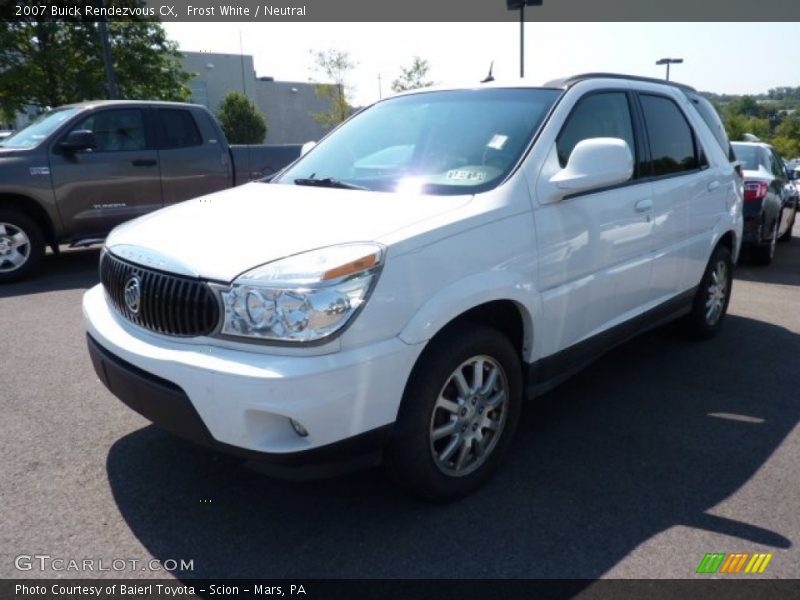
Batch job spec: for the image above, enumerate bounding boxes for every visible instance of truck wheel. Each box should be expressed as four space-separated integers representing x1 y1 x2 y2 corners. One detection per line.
0 209 45 283
387 324 522 501
683 244 733 339
752 220 777 266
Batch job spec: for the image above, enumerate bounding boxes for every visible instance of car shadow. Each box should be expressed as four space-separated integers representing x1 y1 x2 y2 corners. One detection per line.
106 313 797 581
0 247 100 298
736 226 800 287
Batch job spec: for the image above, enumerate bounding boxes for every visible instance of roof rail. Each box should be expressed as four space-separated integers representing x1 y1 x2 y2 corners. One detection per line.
544 73 697 93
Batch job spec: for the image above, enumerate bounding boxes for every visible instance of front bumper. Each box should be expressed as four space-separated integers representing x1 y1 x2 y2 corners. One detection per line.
83 284 424 477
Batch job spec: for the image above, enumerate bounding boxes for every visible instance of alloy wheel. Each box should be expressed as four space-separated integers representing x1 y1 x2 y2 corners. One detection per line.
705 260 728 325
0 222 31 273
429 355 509 477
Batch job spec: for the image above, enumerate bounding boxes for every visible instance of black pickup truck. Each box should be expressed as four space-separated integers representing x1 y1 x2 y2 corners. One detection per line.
0 100 302 281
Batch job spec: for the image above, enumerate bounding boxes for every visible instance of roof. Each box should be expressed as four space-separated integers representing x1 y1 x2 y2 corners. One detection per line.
544 73 697 93
62 100 206 110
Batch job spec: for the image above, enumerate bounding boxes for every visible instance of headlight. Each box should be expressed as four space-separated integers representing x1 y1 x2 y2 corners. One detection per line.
217 243 384 343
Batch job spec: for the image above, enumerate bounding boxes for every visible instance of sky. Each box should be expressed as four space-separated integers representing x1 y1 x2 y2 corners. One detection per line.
163 22 800 106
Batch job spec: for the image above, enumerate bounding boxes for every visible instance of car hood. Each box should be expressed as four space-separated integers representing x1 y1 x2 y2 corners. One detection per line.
0 147 32 158
106 182 471 282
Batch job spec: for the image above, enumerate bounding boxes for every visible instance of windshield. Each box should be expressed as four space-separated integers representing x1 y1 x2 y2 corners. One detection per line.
731 143 766 171
277 88 561 195
0 107 82 149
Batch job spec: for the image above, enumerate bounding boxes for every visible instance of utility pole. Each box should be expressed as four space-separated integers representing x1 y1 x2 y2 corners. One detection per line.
98 15 118 99
656 57 683 81
507 0 543 79
239 31 247 95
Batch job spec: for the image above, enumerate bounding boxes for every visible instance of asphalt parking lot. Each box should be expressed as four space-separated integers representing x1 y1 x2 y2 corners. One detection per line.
1 224 799 581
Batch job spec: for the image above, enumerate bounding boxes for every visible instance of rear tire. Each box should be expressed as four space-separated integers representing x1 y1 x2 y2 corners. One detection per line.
778 209 796 242
0 209 45 283
386 324 523 501
683 244 733 339
752 220 777 266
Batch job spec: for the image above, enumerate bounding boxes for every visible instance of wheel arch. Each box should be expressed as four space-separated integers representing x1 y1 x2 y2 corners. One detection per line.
0 192 58 252
398 272 536 364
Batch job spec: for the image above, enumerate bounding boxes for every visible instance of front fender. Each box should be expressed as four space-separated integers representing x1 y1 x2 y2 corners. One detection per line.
398 270 538 362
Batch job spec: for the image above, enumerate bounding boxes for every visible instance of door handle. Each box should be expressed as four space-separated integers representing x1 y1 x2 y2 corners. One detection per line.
707 180 721 192
132 159 157 167
634 199 653 213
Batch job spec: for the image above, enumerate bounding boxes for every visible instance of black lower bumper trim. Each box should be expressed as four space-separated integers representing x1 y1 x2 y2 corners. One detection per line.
86 334 391 480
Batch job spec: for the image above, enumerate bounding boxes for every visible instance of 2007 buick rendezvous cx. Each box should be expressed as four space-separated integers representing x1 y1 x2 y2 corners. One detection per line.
84 74 743 499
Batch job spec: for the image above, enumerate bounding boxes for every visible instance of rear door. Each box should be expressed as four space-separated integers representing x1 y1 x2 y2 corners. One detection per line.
638 92 725 299
50 108 162 237
155 107 230 205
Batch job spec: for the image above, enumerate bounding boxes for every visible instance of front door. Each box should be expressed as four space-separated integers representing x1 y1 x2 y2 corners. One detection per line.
50 108 162 238
535 91 655 360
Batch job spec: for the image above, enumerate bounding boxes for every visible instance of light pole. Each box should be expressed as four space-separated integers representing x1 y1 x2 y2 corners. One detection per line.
656 57 683 81
97 14 118 99
507 0 543 78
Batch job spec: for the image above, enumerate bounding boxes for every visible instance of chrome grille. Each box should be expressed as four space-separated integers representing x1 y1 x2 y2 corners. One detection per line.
100 251 219 337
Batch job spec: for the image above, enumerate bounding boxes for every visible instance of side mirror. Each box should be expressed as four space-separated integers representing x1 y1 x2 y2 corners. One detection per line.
59 130 96 153
300 140 316 156
549 137 633 196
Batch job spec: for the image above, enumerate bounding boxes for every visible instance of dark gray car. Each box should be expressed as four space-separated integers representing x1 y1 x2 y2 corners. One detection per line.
0 101 301 282
731 141 798 265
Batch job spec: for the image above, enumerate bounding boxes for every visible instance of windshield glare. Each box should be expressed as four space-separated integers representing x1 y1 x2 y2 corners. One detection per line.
278 88 561 195
0 107 82 149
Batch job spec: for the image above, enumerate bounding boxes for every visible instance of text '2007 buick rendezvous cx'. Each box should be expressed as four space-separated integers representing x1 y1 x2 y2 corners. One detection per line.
84 74 743 500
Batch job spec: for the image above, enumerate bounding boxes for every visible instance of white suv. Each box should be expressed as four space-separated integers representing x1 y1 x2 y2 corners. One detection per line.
83 74 743 499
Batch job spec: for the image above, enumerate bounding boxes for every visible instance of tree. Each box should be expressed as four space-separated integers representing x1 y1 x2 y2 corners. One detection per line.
0 18 191 117
391 56 434 93
309 49 355 130
216 91 267 144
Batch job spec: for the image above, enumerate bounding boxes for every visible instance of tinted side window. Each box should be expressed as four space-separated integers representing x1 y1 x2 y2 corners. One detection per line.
71 109 147 153
556 92 635 169
640 94 698 176
157 109 203 149
686 92 731 160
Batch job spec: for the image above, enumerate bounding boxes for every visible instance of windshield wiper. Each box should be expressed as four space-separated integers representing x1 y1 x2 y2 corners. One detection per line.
293 177 368 191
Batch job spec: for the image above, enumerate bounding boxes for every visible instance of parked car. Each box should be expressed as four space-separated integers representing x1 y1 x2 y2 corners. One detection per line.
0 130 14 140
84 74 742 500
0 101 301 282
731 141 797 264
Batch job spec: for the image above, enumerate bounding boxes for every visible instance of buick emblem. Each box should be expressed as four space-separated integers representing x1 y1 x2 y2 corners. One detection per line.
123 275 142 314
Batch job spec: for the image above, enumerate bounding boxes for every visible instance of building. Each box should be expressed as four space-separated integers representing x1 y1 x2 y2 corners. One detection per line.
181 51 335 144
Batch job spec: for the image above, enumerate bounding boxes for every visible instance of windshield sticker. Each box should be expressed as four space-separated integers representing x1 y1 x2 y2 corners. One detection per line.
446 169 487 182
487 134 509 150
29 166 50 176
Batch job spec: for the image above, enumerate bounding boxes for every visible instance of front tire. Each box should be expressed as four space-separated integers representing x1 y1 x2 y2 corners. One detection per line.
387 324 523 501
683 244 733 339
0 209 45 283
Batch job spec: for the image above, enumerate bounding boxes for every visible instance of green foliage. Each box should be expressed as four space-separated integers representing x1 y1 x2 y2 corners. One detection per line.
0 16 191 116
707 88 800 155
216 91 267 144
309 49 355 130
391 56 434 93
